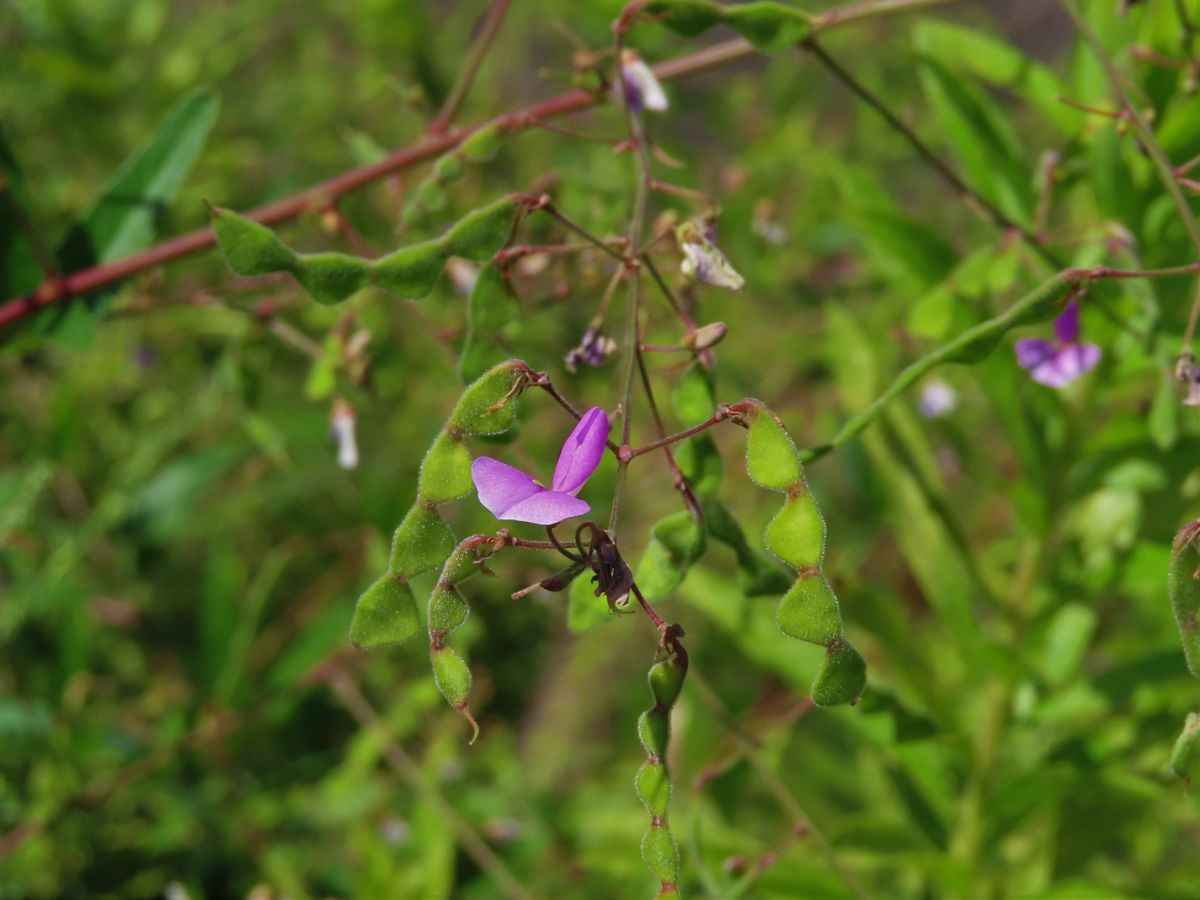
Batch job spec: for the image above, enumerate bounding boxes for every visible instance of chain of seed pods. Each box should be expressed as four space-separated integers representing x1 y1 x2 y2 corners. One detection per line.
348 360 528 650
210 194 520 305
635 627 688 899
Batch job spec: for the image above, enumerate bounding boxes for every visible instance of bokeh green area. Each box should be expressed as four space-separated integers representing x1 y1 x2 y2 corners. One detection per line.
5 0 1200 896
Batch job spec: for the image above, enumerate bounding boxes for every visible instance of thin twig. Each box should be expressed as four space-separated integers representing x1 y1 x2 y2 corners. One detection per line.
428 0 515 135
1060 0 1200 348
687 667 870 900
328 671 534 900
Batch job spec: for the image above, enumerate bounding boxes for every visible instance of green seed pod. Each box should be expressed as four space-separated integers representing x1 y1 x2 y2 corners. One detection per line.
637 709 670 758
635 761 670 817
443 194 519 262
418 433 473 503
672 363 717 426
460 124 502 162
644 0 723 37
430 644 472 709
432 152 465 183
745 404 802 491
210 206 296 276
640 823 679 885
450 360 525 434
1170 712 1199 781
294 252 372 305
777 575 842 644
390 504 456 577
1170 521 1200 678
373 240 447 298
726 2 812 50
414 177 448 213
649 659 686 709
349 572 419 648
764 492 825 569
811 640 867 707
428 586 468 634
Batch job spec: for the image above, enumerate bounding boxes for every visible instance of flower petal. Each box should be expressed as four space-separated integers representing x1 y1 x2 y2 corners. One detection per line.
1015 337 1057 371
499 490 591 525
1053 342 1101 383
471 457 543 519
1054 299 1081 344
552 407 609 494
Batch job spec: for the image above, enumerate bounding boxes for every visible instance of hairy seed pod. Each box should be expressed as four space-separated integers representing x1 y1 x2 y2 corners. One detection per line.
210 206 296 276
294 252 372 305
418 434 474 503
349 572 419 648
450 359 526 434
777 576 842 644
372 240 447 297
764 493 825 570
460 123 502 162
389 504 457 579
426 538 488 740
443 194 520 261
811 639 868 707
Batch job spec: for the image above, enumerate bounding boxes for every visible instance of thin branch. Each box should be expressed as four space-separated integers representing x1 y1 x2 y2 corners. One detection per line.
801 37 1055 267
428 0 514 135
1060 0 1200 347
687 667 870 900
1 0 967 333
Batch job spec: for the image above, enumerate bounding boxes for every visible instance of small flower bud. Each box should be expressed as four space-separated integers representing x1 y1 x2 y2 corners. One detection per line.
918 379 957 419
330 398 359 470
619 50 668 114
682 322 727 352
676 221 745 291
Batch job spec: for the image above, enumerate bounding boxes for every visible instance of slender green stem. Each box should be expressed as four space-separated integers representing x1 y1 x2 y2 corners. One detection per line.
428 0 514 134
801 37 1059 269
609 14 653 537
688 667 870 900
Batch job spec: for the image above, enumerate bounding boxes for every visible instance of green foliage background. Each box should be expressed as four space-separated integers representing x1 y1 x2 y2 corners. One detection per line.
4 0 1200 896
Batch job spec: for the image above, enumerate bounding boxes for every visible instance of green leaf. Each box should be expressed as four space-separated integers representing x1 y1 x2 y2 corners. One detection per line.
0 130 44 298
913 21 1072 133
41 89 219 339
60 89 220 267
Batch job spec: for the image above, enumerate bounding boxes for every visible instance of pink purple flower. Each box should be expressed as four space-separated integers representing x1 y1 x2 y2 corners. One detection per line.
1014 300 1101 388
471 407 609 525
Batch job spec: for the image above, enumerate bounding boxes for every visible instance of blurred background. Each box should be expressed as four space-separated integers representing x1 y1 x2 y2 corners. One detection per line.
4 0 1200 897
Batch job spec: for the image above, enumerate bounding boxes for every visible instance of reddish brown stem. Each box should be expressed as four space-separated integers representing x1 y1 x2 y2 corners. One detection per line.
0 37 759 332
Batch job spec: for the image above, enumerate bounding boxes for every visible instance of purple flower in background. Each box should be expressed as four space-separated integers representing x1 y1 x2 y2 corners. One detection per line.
1014 300 1101 388
564 327 617 373
471 407 609 525
620 50 668 114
